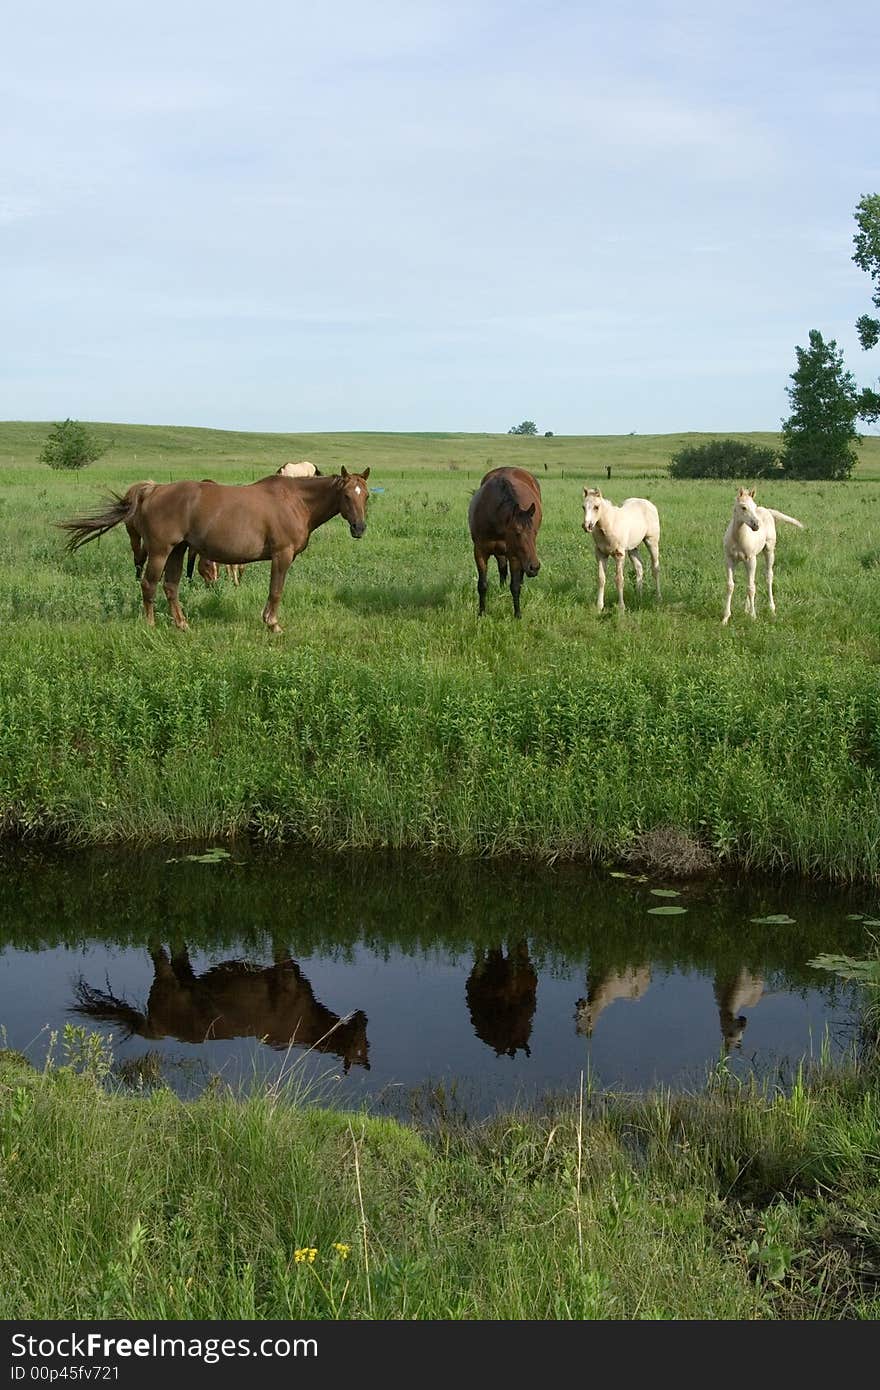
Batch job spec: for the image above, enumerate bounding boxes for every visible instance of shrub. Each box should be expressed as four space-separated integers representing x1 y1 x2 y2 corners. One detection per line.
668 439 781 480
40 419 105 471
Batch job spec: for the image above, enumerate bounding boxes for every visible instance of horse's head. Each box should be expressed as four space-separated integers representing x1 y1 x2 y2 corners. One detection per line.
338 466 370 538
509 501 540 577
734 487 761 531
582 487 604 534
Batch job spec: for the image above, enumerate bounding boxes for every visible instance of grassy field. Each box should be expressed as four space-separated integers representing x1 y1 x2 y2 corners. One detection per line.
2 1041 879 1319
2 422 880 877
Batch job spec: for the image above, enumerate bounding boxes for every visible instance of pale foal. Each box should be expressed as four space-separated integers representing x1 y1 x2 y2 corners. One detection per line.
581 488 661 612
721 487 803 625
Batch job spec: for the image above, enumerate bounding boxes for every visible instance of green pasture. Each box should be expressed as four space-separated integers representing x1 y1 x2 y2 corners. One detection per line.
1 422 880 877
2 1043 879 1319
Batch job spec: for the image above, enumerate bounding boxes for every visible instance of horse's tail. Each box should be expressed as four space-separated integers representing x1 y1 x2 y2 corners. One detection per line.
766 509 804 529
59 480 157 552
70 978 147 1039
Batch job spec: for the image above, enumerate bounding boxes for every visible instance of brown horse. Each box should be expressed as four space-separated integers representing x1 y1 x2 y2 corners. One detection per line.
72 944 370 1073
467 467 542 618
62 468 370 633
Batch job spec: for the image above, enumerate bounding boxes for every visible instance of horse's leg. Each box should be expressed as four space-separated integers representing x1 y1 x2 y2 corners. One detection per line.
262 546 295 634
645 535 661 600
126 523 146 580
228 564 242 586
721 558 735 625
186 547 197 582
764 545 776 615
614 550 626 612
745 554 757 617
509 557 524 619
162 542 190 631
475 547 489 616
141 548 172 627
596 553 607 611
497 555 508 588
628 547 644 595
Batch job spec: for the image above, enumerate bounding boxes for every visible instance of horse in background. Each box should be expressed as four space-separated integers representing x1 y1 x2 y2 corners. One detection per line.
581 488 661 612
277 461 321 478
468 467 542 618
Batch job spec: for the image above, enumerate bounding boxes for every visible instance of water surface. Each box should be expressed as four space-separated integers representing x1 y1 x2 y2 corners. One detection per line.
0 847 869 1117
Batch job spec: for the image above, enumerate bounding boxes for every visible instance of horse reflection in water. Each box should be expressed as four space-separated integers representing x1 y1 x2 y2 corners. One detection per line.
72 945 370 1072
576 965 765 1052
713 968 765 1052
575 965 651 1037
466 943 538 1058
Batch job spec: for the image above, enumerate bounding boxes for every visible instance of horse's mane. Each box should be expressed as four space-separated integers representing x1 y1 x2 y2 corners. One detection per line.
495 474 534 524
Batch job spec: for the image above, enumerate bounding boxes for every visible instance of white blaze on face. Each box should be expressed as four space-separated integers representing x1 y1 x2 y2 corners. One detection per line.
355 485 362 495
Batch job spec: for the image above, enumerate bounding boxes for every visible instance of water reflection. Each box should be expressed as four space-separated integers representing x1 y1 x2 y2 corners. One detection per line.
575 965 651 1037
0 845 868 1113
72 943 370 1072
466 943 538 1057
713 968 765 1053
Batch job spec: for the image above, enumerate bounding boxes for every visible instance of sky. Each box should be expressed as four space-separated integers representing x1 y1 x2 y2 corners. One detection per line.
1 0 878 434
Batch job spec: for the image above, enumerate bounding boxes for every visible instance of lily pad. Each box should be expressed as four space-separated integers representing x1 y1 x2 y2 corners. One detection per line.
647 905 688 915
861 918 880 927
846 913 866 921
166 848 232 865
650 888 681 898
750 914 796 925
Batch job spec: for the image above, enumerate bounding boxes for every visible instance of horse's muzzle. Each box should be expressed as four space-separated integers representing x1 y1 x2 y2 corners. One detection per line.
350 523 366 539
749 520 760 531
526 561 541 578
583 521 595 532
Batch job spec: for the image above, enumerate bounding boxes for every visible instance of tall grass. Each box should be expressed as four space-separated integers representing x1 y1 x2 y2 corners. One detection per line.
1 431 880 876
2 1041 879 1319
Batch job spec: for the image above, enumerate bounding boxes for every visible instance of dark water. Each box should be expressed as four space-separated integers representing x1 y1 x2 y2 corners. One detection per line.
0 847 871 1118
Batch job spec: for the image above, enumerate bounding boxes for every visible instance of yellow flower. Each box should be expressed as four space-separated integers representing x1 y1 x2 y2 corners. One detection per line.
294 1247 318 1264
333 1243 351 1260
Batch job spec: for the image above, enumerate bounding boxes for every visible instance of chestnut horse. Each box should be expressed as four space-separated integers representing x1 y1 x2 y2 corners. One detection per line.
62 468 370 633
468 466 542 618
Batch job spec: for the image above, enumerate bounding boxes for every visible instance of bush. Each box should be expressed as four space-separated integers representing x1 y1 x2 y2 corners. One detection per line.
40 419 105 471
668 439 781 480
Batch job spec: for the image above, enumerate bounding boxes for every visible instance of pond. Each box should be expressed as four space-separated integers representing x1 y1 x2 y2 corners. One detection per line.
0 846 871 1118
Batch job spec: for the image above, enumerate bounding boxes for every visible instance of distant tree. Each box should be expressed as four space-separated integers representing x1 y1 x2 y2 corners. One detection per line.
543 430 554 437
40 419 104 471
781 330 860 480
508 421 538 436
668 438 781 480
852 194 880 421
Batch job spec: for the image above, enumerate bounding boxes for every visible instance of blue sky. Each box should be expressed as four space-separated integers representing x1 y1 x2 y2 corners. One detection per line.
2 0 878 433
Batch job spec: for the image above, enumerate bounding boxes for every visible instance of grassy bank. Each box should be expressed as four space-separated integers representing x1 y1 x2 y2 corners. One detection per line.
2 1042 879 1319
2 424 880 877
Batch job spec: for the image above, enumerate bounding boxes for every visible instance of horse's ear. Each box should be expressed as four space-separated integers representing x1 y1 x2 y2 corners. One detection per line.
361 467 370 481
341 465 349 478
748 487 756 497
524 502 536 519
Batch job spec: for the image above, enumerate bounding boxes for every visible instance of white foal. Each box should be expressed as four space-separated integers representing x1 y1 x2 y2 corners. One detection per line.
581 488 661 612
721 487 803 625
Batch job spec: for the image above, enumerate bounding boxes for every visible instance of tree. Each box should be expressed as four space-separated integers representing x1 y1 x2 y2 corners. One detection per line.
852 193 880 421
507 421 538 436
668 438 780 480
781 330 860 480
40 419 105 471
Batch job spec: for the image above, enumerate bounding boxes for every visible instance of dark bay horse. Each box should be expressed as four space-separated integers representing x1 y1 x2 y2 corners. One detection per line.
466 943 538 1058
73 944 370 1073
467 467 542 618
61 468 370 633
